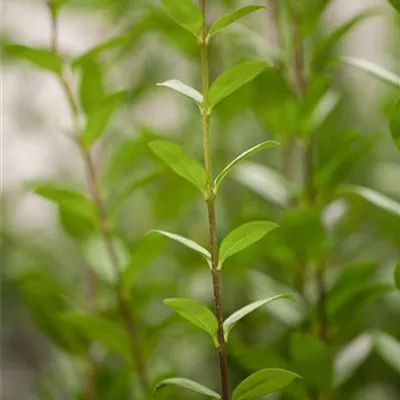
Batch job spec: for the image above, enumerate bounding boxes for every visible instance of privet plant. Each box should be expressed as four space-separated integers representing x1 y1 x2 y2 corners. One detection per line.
3 0 400 399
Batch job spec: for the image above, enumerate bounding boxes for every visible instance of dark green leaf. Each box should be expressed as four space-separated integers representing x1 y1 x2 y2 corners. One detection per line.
373 331 400 374
386 0 400 13
155 377 220 399
395 264 400 290
157 79 203 103
389 98 400 152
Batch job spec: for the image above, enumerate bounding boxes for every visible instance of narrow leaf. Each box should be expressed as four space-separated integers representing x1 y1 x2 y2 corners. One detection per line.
232 368 300 400
219 221 278 268
214 141 280 192
209 61 269 110
338 57 400 89
155 377 221 399
208 5 266 39
164 298 218 343
6 44 63 74
157 79 203 103
395 264 400 290
373 331 400 374
389 98 400 152
162 0 203 38
148 229 211 261
149 140 207 194
223 294 293 341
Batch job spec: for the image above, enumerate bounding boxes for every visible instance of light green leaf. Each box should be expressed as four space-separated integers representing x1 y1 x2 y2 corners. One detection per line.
373 331 400 374
149 140 207 194
219 221 278 268
148 229 211 262
389 99 400 152
223 294 293 341
207 5 266 39
6 44 63 74
155 377 221 399
395 264 400 290
157 79 203 103
209 61 269 110
164 298 218 344
214 141 280 192
162 0 203 38
51 0 70 13
81 90 127 149
232 368 300 400
338 57 400 89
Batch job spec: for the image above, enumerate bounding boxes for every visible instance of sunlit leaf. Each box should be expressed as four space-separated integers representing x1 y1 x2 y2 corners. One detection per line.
157 79 203 103
155 377 220 399
373 331 400 374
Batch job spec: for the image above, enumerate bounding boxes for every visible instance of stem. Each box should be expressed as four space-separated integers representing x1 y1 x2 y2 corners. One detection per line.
200 1 230 399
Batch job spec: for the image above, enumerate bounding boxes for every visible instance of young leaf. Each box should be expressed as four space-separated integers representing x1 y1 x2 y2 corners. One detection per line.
155 377 221 399
149 140 207 194
162 0 203 38
163 298 218 343
214 141 280 192
81 90 127 149
389 99 400 152
338 57 400 89
219 221 278 268
223 294 293 341
232 368 300 400
148 229 211 262
373 331 400 374
209 61 269 110
395 264 400 290
157 79 203 104
207 5 266 39
6 44 63 74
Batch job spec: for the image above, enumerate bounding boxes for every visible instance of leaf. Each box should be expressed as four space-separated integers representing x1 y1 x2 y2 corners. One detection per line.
155 377 220 399
395 264 400 290
62 313 130 359
389 98 400 152
6 44 63 74
232 368 300 400
163 298 218 344
157 79 203 103
373 331 400 374
148 229 211 262
81 90 127 149
386 0 400 13
209 61 269 110
162 0 203 38
149 140 207 194
338 57 400 89
219 221 278 268
223 294 293 341
207 5 266 39
214 141 280 192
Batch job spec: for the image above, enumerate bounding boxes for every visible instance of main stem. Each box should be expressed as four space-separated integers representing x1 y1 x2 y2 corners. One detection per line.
199 1 229 399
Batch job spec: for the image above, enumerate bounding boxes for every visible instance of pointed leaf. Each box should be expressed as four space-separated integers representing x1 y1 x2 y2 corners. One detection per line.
219 221 278 268
395 264 400 290
6 44 63 74
157 79 203 103
373 331 400 374
208 5 266 39
162 0 203 38
155 377 221 399
149 140 207 194
223 294 293 341
149 229 211 262
338 57 400 89
232 368 300 400
164 298 218 343
389 98 400 152
214 141 280 192
209 61 269 110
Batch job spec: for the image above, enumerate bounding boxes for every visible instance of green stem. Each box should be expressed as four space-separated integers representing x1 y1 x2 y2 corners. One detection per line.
200 1 230 399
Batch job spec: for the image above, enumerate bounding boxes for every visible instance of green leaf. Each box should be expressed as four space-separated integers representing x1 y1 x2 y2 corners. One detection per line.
149 140 207 194
209 61 269 110
162 0 203 38
78 58 106 114
214 141 280 192
338 57 400 89
373 331 400 374
155 377 221 399
163 298 218 344
223 294 293 341
386 0 400 13
207 5 266 39
62 313 130 359
157 79 203 103
148 229 211 262
81 90 127 149
6 44 63 74
232 368 300 400
395 264 400 290
51 0 70 13
219 221 278 268
389 99 400 152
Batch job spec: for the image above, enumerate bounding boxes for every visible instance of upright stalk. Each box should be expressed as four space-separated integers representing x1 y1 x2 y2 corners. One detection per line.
47 2 150 396
199 1 230 399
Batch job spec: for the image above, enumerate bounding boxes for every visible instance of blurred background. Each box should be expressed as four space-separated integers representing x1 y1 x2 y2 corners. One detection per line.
1 0 399 399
